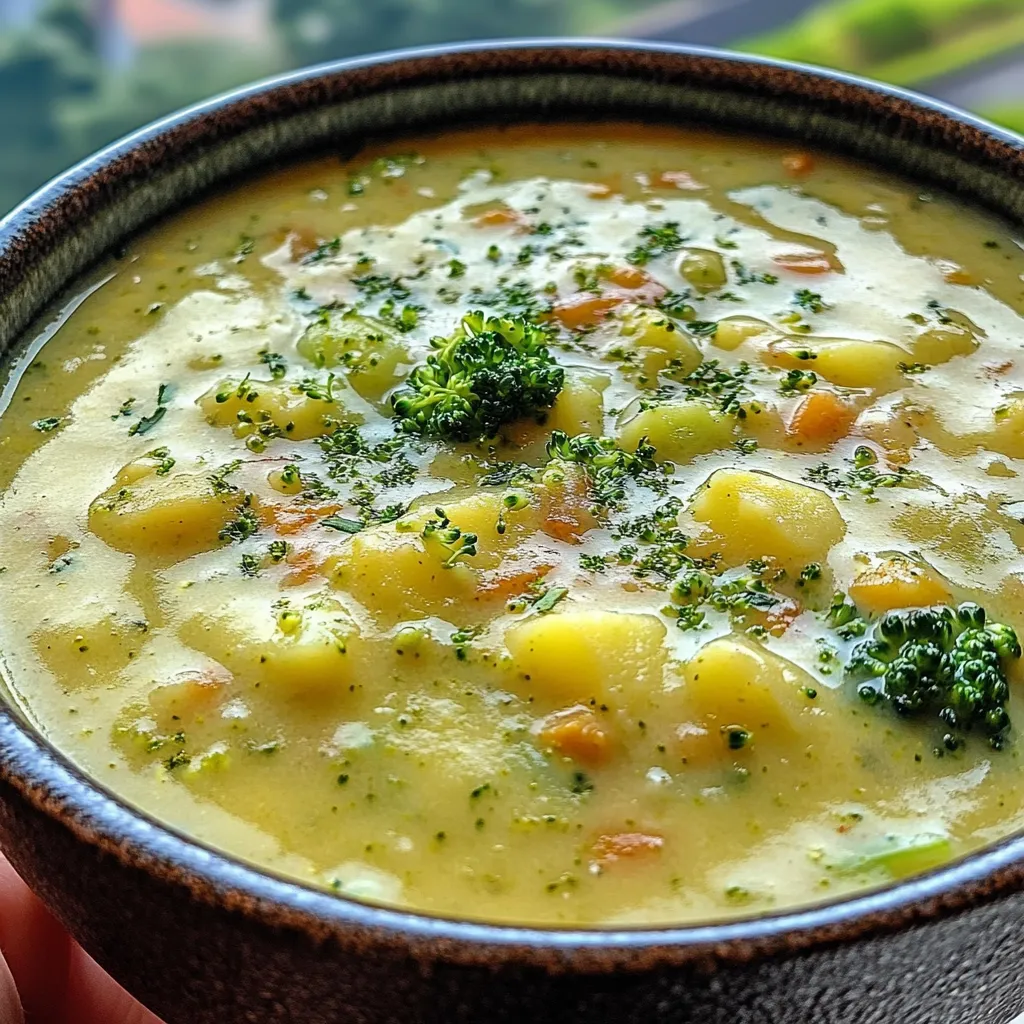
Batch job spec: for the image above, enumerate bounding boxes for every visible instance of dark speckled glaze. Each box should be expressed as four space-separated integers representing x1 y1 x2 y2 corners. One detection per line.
0 40 1023 1024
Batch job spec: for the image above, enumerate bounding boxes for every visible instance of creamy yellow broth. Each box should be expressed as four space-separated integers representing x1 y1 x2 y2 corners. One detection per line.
3 124 1024 926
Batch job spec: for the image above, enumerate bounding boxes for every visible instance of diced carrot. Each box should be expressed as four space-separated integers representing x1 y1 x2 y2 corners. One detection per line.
541 466 597 542
772 250 842 275
149 668 231 723
787 391 858 445
782 152 815 178
477 558 555 598
551 294 623 329
471 207 529 231
654 170 706 191
937 260 975 286
281 547 323 587
537 706 612 766
607 265 649 290
260 502 343 535
592 831 664 866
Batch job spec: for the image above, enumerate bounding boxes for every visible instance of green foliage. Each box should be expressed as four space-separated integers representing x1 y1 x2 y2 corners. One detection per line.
848 602 1021 750
392 312 564 442
272 0 569 68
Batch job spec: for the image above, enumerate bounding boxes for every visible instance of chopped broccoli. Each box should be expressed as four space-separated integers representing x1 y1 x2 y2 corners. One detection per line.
545 430 659 510
849 602 1021 750
392 311 563 441
422 507 478 568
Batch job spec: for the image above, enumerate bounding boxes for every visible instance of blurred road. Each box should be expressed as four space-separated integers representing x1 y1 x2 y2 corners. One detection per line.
616 0 822 46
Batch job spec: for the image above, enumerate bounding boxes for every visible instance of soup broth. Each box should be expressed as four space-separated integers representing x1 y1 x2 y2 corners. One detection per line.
2 124 1024 925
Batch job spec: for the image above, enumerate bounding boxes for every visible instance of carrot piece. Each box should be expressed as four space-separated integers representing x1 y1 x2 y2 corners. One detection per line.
654 170 706 191
606 265 649 290
260 501 343 535
592 832 664 866
772 250 842 275
472 207 529 230
477 559 555 598
537 706 612 766
782 152 815 178
787 391 858 445
937 260 975 286
551 294 623 329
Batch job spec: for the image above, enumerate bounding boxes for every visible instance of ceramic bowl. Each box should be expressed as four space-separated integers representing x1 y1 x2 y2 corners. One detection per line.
1 40 1023 1024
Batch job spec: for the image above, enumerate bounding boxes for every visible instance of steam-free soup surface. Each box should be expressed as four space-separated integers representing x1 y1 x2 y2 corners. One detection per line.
3 124 1024 926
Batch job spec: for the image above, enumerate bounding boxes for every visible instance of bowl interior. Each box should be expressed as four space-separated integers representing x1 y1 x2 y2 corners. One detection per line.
2 39 1024 963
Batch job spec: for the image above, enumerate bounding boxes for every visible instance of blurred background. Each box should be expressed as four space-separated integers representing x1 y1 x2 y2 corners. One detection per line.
1 0 1023 217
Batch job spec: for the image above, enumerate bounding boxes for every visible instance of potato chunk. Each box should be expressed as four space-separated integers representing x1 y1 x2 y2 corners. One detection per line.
35 615 149 688
182 594 364 695
198 375 355 442
618 402 735 464
506 372 606 444
712 316 779 352
296 309 408 399
688 468 846 573
676 636 819 757
611 307 702 382
765 338 905 391
504 610 666 708
327 491 544 623
912 324 978 366
849 557 951 615
89 462 244 560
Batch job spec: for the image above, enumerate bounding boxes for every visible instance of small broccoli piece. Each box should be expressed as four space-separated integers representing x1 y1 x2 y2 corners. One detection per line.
392 311 564 441
422 507 478 568
545 430 659 510
848 602 1020 749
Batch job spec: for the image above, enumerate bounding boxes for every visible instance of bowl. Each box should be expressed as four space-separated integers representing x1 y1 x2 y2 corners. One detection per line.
1 40 1023 1024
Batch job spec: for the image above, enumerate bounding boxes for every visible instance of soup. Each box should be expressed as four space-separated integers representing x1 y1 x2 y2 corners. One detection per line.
2 124 1024 926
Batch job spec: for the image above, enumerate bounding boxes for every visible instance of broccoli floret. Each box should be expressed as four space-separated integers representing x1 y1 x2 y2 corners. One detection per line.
422 507 478 568
849 602 1021 750
545 430 659 510
392 311 563 441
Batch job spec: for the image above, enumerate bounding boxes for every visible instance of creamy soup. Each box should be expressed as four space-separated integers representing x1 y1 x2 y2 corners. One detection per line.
2 124 1024 926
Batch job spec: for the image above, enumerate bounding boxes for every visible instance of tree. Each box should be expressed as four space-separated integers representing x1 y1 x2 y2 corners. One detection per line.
273 0 569 68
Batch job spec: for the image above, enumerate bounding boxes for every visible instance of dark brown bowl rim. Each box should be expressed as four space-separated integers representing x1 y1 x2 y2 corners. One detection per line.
2 38 1024 970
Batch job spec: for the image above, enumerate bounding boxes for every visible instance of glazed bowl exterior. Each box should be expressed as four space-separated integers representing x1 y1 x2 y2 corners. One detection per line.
0 40 1023 1024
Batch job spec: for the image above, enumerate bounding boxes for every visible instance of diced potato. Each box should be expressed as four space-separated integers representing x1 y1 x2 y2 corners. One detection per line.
504 610 666 708
678 248 727 291
618 402 735 464
849 557 951 615
912 324 978 366
712 316 779 352
35 615 149 687
198 375 356 442
765 338 905 391
611 307 702 382
676 636 819 754
326 491 544 623
982 393 1024 459
688 468 846 573
89 463 245 560
182 594 365 695
296 310 408 399
506 372 606 444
